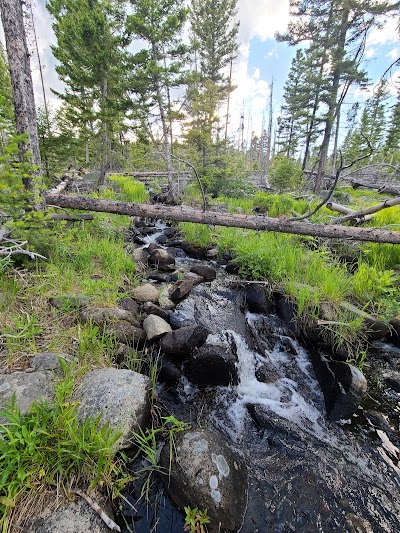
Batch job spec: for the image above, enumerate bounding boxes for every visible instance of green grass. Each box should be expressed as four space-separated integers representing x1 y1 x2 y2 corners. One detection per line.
179 222 214 248
0 368 127 531
109 174 149 203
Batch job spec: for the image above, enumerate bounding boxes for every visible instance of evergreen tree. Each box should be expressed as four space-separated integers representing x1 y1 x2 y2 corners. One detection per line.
127 0 189 200
278 0 397 191
47 0 130 184
385 88 400 153
0 43 14 136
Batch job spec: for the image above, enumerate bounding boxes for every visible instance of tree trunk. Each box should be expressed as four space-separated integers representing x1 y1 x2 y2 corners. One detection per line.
314 7 349 193
0 0 43 207
98 78 108 187
302 62 324 171
155 76 175 202
45 193 400 244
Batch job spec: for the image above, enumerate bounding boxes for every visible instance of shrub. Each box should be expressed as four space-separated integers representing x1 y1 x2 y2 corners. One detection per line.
268 155 303 191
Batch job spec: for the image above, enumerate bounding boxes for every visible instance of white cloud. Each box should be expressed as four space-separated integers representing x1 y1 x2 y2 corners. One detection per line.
237 0 290 43
365 47 376 59
367 18 398 46
387 47 400 61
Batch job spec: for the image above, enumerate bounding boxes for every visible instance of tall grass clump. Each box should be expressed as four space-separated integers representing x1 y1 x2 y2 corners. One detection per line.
109 174 149 203
0 370 127 531
253 192 309 217
179 223 214 248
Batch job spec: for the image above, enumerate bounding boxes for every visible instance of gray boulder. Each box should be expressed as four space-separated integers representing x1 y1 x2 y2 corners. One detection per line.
159 325 209 360
76 368 151 450
80 306 135 326
143 302 171 322
148 248 175 270
131 283 160 303
143 314 172 341
160 428 248 533
119 297 139 318
133 248 149 267
190 264 217 281
245 284 273 314
107 322 146 344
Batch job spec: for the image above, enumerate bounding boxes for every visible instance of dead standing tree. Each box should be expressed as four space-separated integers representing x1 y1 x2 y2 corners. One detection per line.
0 0 43 208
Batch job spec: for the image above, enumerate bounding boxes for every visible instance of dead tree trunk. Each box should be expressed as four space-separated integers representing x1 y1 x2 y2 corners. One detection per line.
0 0 42 206
45 194 400 244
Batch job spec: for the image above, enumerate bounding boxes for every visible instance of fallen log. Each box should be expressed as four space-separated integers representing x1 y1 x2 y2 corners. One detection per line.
45 193 400 244
48 213 94 221
331 197 400 225
326 202 374 224
47 177 71 195
345 179 400 197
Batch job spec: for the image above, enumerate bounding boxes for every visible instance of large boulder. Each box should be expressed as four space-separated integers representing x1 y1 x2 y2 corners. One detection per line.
159 428 248 533
148 249 176 271
184 343 238 386
131 283 160 303
310 353 367 421
143 314 172 341
76 368 151 450
159 324 209 360
245 284 273 314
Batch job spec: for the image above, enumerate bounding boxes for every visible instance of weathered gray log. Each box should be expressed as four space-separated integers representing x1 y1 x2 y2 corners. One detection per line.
48 213 93 221
45 194 400 244
326 202 374 223
331 197 400 225
47 178 71 195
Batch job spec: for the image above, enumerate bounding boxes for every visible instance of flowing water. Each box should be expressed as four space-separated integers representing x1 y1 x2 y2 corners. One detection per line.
120 221 400 532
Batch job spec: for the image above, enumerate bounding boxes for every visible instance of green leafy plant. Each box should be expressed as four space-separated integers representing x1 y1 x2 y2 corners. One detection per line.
0 369 128 530
184 506 210 533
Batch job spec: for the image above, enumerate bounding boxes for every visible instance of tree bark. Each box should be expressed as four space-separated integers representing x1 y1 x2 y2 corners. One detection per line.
45 193 400 244
98 78 108 187
331 197 400 225
0 0 42 206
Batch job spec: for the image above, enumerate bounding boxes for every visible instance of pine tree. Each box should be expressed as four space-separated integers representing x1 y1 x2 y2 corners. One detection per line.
385 88 400 154
47 0 130 184
277 0 398 191
127 0 189 201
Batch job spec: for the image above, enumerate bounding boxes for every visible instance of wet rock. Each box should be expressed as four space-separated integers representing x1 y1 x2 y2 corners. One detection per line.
159 325 209 359
190 264 217 281
119 297 139 318
147 243 161 253
143 314 172 341
131 283 160 303
225 261 240 275
159 428 248 533
141 226 158 236
184 343 238 386
155 234 168 245
181 241 208 260
276 296 297 335
255 364 280 384
183 272 203 286
206 248 218 259
310 353 367 421
76 368 151 450
245 284 273 314
134 235 147 245
134 219 153 229
389 318 400 346
27 490 113 533
159 356 182 384
148 248 176 270
170 279 194 302
143 302 171 322
382 370 400 393
49 294 89 310
164 227 180 238
147 272 173 283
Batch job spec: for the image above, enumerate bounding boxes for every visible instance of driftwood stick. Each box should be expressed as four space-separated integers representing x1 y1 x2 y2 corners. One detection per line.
45 193 400 244
331 197 400 225
73 489 121 532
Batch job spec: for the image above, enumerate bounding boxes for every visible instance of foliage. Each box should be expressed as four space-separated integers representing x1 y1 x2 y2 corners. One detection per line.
253 192 309 217
109 174 149 203
184 506 210 533
0 369 127 531
268 156 303 191
179 222 214 248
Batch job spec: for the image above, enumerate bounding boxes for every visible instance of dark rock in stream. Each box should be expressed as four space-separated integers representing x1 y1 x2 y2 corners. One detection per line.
382 370 400 393
159 355 182 383
159 428 248 533
143 302 171 322
275 295 297 335
310 353 367 421
181 241 208 259
159 324 209 359
169 279 194 302
155 234 168 244
118 297 139 317
245 284 273 314
388 317 400 346
148 248 176 270
184 343 239 386
190 264 217 281
225 261 240 274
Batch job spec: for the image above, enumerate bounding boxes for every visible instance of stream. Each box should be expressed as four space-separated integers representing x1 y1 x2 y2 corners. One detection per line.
118 220 400 533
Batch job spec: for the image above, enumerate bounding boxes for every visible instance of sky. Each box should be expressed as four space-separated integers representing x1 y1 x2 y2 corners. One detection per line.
1 0 399 148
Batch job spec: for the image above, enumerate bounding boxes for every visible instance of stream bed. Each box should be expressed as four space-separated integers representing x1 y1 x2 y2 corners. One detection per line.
118 220 400 533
